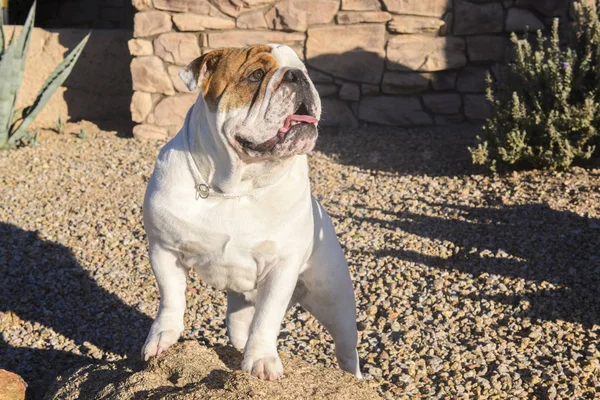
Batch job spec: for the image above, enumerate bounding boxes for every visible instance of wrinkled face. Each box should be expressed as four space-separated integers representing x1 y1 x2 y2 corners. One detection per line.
180 44 321 160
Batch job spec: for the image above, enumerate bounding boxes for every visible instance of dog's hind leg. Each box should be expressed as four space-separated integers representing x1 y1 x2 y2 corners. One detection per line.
298 198 362 378
226 291 255 350
142 242 188 361
297 262 362 378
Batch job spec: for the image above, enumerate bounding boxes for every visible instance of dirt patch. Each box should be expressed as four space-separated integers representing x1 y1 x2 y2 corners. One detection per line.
43 341 380 400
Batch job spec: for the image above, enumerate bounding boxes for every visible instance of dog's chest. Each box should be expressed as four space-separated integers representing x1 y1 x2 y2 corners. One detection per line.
167 198 309 293
178 230 280 293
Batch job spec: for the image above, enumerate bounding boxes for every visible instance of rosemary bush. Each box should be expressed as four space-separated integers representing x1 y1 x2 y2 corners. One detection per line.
470 1 600 171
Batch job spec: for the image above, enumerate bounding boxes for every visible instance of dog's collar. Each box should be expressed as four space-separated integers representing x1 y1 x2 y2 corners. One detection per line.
182 115 293 200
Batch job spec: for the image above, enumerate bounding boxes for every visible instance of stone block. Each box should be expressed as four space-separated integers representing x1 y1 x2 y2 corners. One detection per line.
154 33 201 66
131 91 153 122
306 25 385 83
128 39 153 56
133 11 172 38
387 35 466 72
173 13 235 31
382 72 430 94
131 56 175 95
359 96 433 125
387 15 445 34
454 0 504 35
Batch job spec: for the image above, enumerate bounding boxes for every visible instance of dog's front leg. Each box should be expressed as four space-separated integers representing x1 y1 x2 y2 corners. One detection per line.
142 242 188 361
241 262 299 381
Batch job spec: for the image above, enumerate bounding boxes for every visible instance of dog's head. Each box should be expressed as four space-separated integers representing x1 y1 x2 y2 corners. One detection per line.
180 44 321 160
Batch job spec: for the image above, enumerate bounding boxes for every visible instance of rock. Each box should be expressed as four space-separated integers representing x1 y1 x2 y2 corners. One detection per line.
464 94 492 120
0 370 27 400
341 0 380 10
386 35 466 72
440 11 453 35
43 341 379 399
209 0 244 17
431 71 457 91
154 94 197 127
303 0 340 24
320 98 359 129
236 9 268 29
306 25 385 84
456 66 488 93
133 11 172 38
361 83 379 95
381 72 430 94
154 33 201 66
127 39 153 56
454 0 503 35
308 68 334 83
423 93 461 114
210 0 279 18
173 13 235 31
381 0 451 17
130 91 153 122
506 8 545 32
359 96 432 125
131 56 175 95
153 0 212 13
265 0 308 31
315 83 339 96
516 0 569 16
387 15 445 34
339 83 361 101
132 124 169 140
207 30 305 48
264 0 339 29
434 113 465 124
467 36 507 62
337 11 392 24
132 0 152 11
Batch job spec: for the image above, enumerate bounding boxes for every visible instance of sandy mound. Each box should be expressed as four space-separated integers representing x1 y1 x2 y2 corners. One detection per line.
43 341 380 399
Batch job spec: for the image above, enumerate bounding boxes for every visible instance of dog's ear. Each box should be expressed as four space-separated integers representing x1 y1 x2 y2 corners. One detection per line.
179 49 224 92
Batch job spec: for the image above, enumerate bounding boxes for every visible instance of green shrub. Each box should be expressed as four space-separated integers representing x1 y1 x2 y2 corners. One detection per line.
470 1 600 171
0 1 89 150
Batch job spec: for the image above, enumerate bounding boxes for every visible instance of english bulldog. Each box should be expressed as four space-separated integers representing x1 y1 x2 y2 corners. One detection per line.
141 43 362 381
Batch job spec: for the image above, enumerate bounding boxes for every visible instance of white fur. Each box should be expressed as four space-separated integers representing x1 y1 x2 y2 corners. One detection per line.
141 44 361 380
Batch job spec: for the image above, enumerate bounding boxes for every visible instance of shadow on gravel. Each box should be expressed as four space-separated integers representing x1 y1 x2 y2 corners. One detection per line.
355 203 600 327
0 222 153 399
316 124 483 177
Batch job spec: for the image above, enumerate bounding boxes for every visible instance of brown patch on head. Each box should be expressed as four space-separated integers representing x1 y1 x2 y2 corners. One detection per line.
180 45 279 113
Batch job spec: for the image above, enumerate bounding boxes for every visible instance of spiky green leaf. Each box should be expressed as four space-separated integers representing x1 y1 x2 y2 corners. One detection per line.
0 6 4 53
9 32 90 144
0 1 36 146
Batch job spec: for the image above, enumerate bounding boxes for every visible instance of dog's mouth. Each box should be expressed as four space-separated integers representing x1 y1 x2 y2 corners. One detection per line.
237 102 318 153
278 103 318 135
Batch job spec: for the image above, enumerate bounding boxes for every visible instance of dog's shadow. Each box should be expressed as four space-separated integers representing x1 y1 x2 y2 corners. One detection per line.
0 222 153 399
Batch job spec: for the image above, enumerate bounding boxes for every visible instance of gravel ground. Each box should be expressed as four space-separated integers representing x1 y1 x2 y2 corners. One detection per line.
1 122 600 399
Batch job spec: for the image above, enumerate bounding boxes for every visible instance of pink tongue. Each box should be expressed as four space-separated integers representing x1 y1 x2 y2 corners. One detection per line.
279 114 319 134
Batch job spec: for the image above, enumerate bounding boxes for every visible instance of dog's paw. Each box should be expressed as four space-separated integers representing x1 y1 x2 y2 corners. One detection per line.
141 329 180 361
241 354 284 381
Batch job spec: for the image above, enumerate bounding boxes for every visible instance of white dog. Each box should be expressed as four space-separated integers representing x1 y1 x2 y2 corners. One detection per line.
141 43 361 381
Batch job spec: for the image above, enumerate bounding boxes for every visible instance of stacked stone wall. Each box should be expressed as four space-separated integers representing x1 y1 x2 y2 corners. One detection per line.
129 0 577 139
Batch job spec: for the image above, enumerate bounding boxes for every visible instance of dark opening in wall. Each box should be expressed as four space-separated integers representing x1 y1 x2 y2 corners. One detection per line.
7 0 134 29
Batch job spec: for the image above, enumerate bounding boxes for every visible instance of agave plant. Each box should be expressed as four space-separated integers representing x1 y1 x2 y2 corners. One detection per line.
0 1 90 149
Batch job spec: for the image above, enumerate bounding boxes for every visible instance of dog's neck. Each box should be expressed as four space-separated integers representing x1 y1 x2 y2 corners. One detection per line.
187 98 295 194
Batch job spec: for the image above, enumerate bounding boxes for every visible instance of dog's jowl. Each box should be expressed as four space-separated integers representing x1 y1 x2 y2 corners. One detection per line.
141 44 362 381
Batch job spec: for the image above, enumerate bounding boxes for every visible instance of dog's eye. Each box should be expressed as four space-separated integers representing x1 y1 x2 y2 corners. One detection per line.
248 69 265 82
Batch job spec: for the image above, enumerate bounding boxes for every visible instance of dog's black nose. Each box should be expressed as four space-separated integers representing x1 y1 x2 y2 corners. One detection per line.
283 69 301 83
